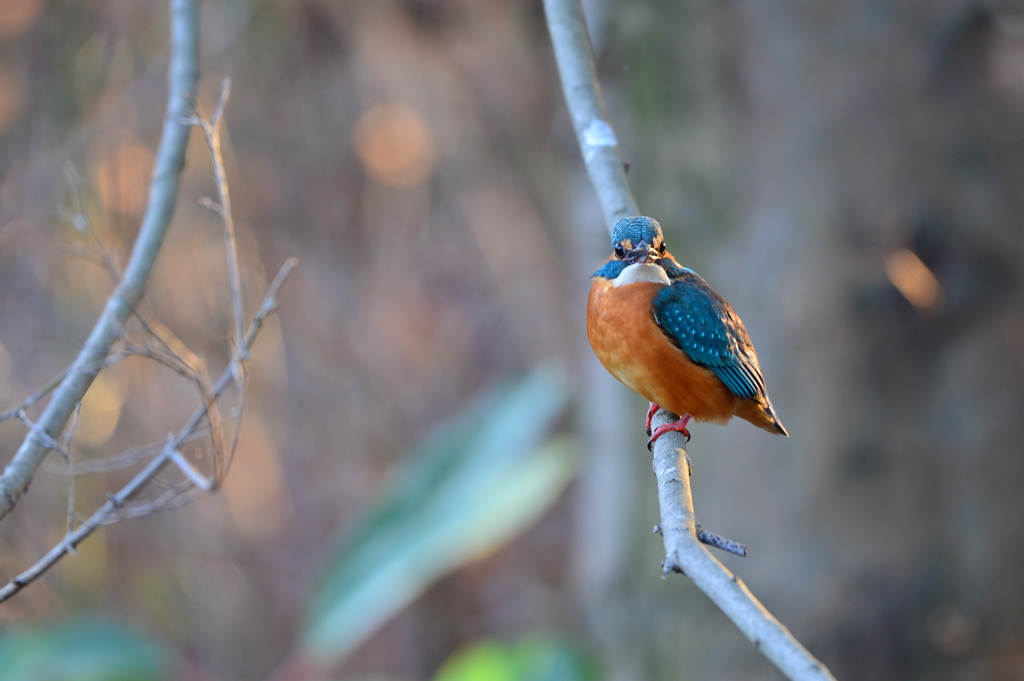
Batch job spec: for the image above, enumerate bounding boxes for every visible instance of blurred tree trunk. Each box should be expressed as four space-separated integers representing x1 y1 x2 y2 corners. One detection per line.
599 0 1024 679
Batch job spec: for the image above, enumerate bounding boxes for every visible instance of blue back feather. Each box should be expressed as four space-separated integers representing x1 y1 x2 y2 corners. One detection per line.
595 217 770 404
652 268 767 401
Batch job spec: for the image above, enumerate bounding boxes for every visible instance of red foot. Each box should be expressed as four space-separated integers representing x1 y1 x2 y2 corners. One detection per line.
647 414 692 451
645 403 660 436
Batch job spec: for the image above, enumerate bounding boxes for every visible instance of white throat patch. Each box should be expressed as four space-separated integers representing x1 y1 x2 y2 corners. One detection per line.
612 263 671 288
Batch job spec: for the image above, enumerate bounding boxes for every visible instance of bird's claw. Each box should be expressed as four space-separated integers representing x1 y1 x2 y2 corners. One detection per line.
645 403 660 436
647 414 693 450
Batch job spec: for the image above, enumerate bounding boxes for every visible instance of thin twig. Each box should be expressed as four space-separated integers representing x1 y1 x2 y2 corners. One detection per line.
0 368 70 422
60 161 91 236
183 78 248 483
112 339 192 378
696 526 748 558
544 1 836 679
108 484 203 520
16 412 74 464
63 404 81 540
168 447 214 491
40 429 209 476
0 0 200 523
116 324 227 486
68 207 229 482
131 308 205 375
186 78 247 362
59 161 121 279
0 259 295 603
656 521 750 557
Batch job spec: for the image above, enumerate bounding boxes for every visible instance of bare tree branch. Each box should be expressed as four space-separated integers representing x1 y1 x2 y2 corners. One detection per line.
169 447 214 491
40 430 209 476
186 78 247 362
0 258 296 604
184 77 249 483
62 404 81 539
59 161 121 278
0 0 297 605
0 368 70 423
544 1 837 679
0 0 201 522
116 317 228 489
650 411 835 681
543 0 638 232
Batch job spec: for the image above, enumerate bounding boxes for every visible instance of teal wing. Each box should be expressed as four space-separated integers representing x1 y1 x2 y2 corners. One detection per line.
652 270 767 401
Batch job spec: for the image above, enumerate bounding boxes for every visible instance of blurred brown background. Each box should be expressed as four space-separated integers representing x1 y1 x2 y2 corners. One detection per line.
2 0 1024 679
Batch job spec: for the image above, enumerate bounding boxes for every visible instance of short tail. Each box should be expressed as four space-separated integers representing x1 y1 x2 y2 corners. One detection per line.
762 401 789 437
736 398 789 436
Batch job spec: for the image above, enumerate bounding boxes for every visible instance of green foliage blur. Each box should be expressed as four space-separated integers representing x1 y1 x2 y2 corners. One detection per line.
432 637 598 681
302 367 577 667
0 621 169 681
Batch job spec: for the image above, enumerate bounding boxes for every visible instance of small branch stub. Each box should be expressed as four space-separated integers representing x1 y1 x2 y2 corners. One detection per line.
696 526 748 558
649 408 835 681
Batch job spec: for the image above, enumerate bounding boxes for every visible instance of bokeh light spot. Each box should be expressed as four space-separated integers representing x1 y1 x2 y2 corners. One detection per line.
352 102 435 187
0 64 22 136
77 372 127 448
886 248 941 309
92 141 155 217
0 0 44 39
223 420 294 542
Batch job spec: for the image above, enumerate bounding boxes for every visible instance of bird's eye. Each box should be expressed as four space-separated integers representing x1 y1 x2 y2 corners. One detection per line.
614 245 625 258
658 243 666 254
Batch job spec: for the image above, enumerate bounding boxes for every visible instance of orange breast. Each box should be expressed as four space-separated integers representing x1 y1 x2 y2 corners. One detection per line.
586 277 740 424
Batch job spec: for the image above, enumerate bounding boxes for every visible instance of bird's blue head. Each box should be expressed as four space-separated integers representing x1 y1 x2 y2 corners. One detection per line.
611 216 663 252
592 216 670 279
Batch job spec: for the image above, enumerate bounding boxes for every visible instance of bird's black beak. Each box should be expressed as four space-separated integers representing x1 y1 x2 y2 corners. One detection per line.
623 240 660 265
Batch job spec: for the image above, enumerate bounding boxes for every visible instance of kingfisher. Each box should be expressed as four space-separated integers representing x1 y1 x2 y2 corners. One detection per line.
587 216 788 448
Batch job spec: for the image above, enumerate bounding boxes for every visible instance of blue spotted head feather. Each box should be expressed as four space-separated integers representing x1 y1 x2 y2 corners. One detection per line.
593 216 671 278
611 216 663 251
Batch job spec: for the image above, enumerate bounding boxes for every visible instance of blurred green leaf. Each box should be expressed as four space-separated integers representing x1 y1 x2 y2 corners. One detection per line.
0 620 170 681
302 366 577 666
433 636 598 681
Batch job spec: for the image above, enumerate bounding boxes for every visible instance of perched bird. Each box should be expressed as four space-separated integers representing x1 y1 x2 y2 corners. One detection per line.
587 216 788 448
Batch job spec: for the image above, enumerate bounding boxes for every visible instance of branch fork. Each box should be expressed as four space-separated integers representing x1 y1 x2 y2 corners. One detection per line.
0 3 296 604
0 0 201 524
182 78 248 362
0 258 295 603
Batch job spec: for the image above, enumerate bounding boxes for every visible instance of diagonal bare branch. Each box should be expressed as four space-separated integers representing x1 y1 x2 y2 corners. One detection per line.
183 78 249 484
168 447 214 492
0 368 70 423
62 404 81 540
543 0 638 232
650 411 834 681
117 318 227 487
40 429 210 476
186 78 246 363
0 258 295 603
0 0 201 523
